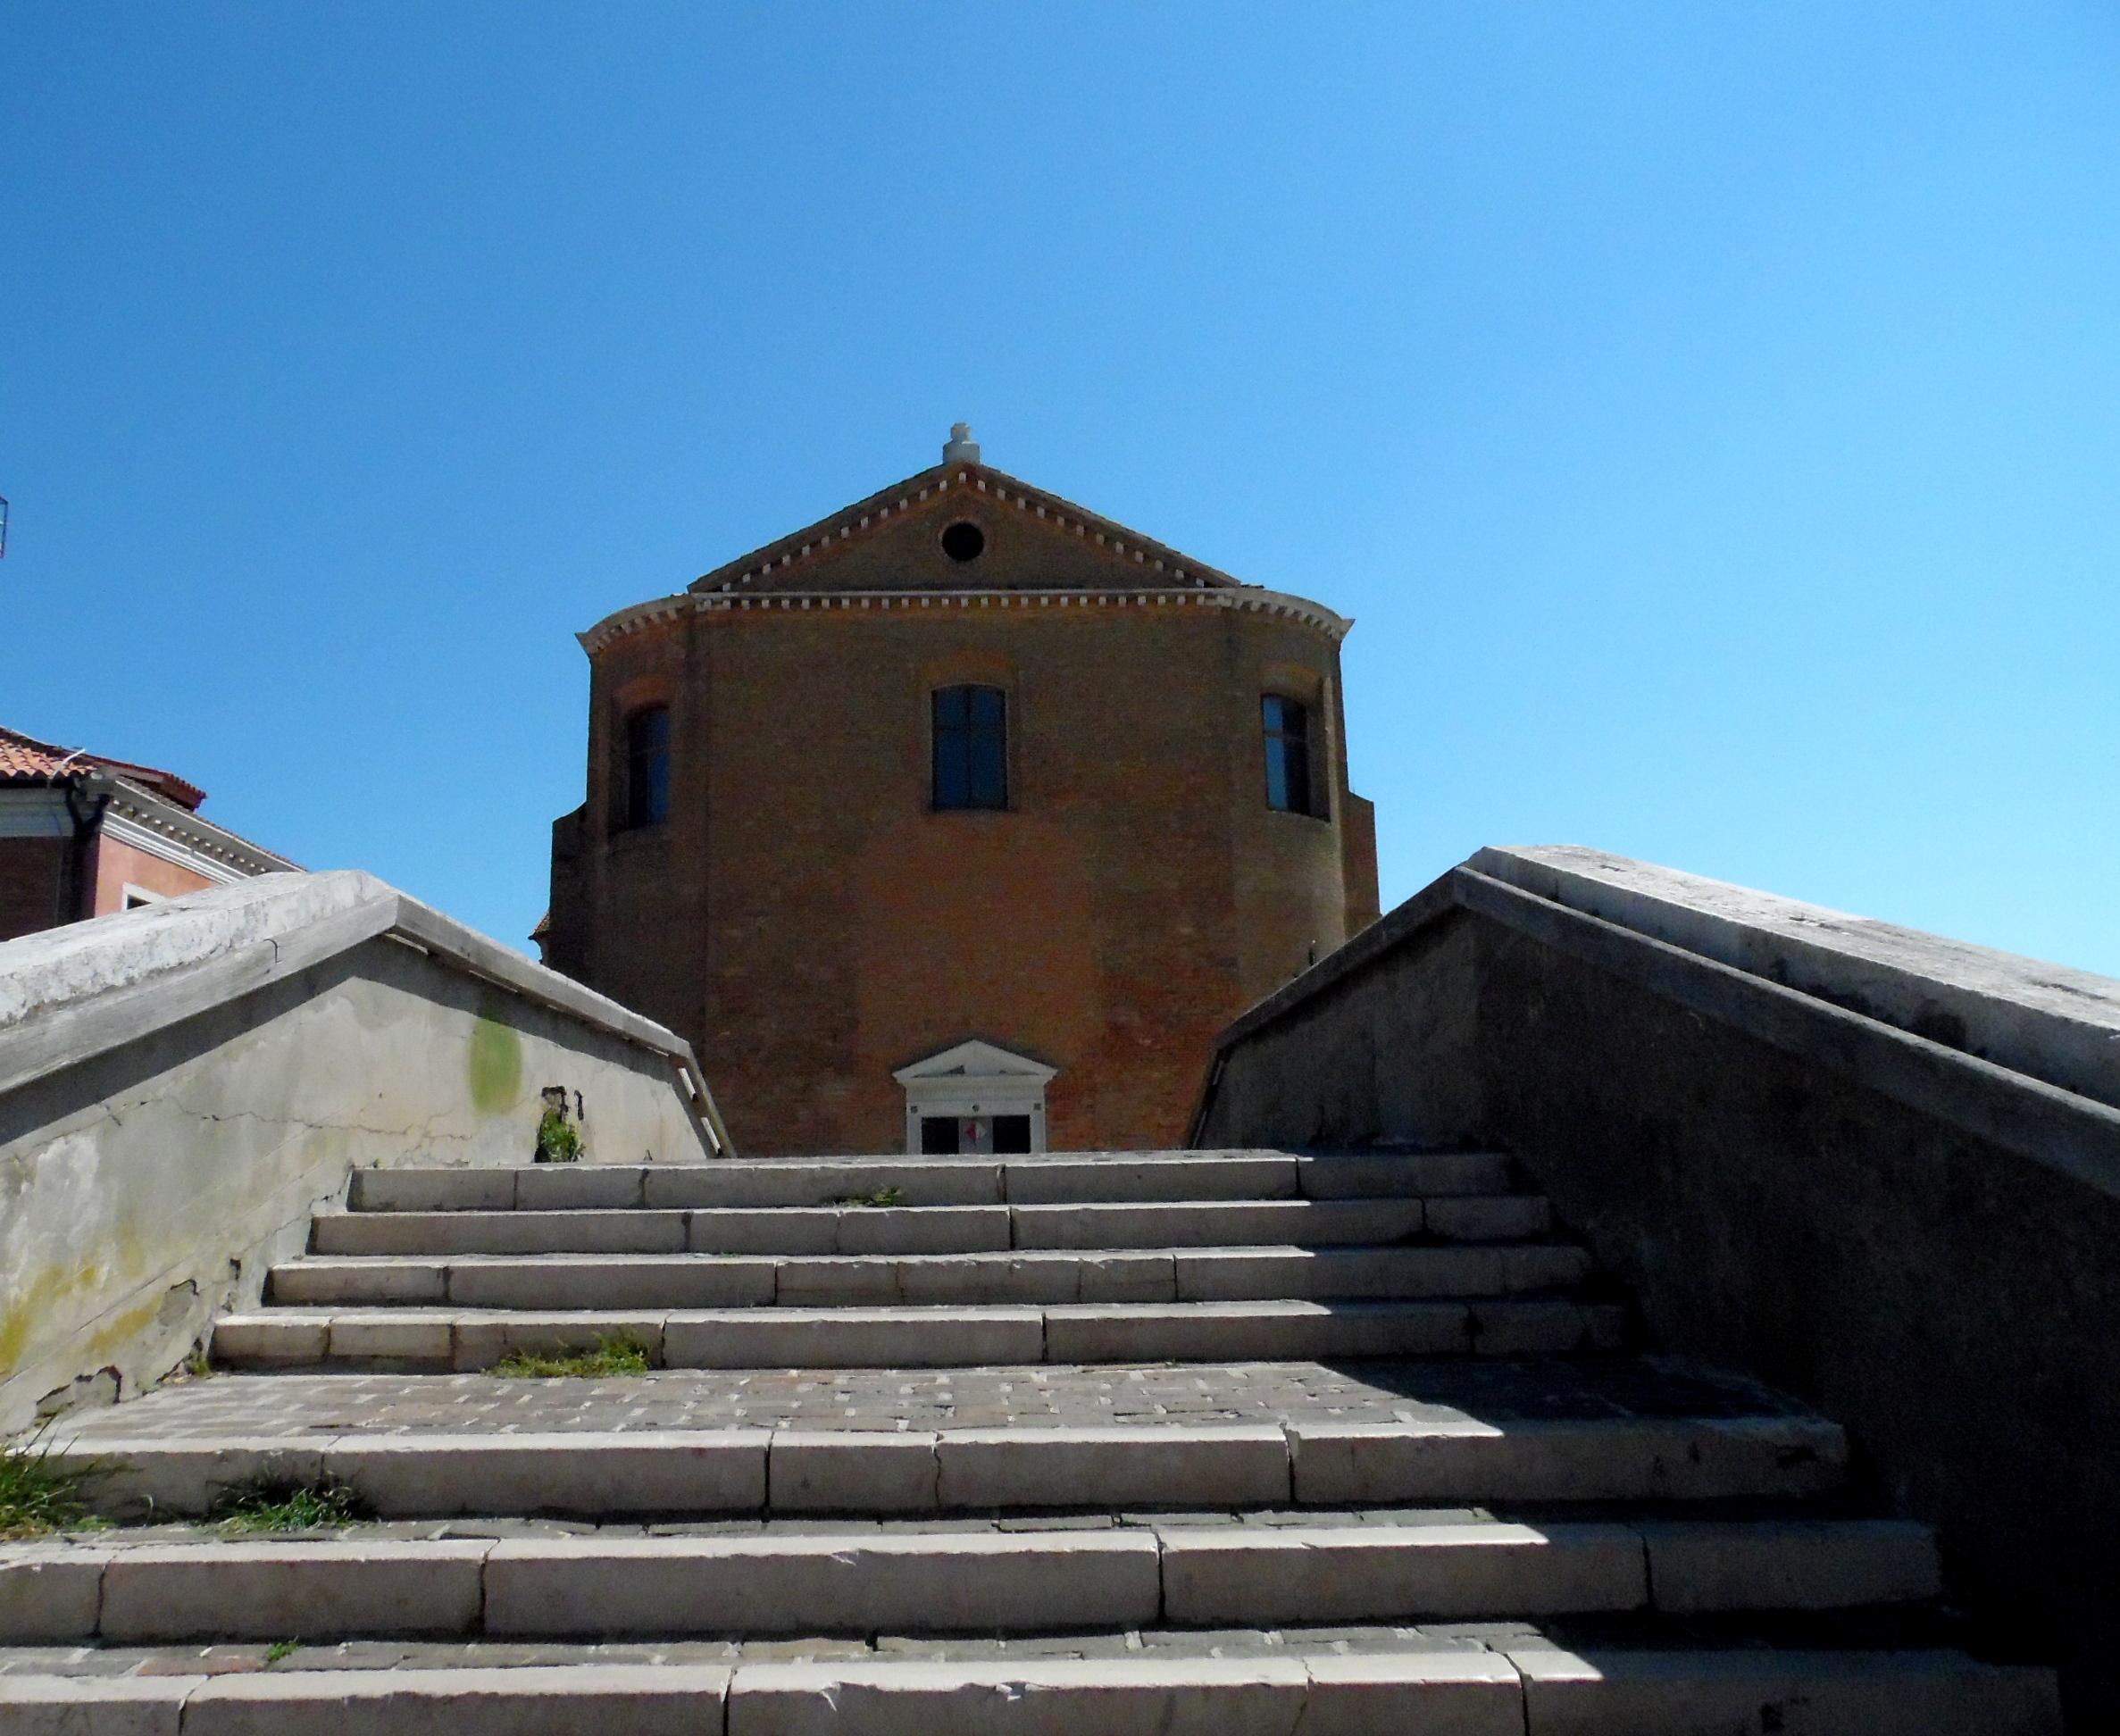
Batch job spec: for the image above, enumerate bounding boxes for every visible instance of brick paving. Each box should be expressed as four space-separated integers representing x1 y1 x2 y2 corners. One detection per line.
63 1356 1807 1440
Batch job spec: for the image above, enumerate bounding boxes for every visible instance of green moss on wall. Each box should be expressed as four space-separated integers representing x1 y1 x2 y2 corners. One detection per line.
468 1015 523 1115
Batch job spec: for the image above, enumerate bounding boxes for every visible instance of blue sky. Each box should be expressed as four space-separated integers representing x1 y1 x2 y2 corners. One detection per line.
4 4 2117 972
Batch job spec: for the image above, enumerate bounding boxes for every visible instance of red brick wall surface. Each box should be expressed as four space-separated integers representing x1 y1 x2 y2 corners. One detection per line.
0 835 71 942
552 488 1375 1156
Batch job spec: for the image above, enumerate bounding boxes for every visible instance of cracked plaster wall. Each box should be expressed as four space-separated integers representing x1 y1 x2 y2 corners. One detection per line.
0 933 710 1432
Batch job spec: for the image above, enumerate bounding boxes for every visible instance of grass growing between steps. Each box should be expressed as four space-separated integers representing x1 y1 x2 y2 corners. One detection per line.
833 1186 906 1208
211 1479 367 1533
488 1333 654 1379
0 1429 98 1539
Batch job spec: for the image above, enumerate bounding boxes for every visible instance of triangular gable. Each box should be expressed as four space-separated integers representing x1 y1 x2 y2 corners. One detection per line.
687 460 1251 599
892 1038 1058 1086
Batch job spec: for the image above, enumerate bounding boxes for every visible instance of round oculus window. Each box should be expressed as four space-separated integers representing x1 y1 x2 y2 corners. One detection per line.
939 521 986 563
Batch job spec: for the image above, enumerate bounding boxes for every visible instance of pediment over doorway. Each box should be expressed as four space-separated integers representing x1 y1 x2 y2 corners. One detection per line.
894 1039 1054 1156
892 1039 1057 1086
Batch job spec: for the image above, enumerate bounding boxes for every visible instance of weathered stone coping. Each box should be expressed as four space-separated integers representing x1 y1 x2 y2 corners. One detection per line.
1198 848 2120 1197
1473 846 2120 1112
0 869 730 1156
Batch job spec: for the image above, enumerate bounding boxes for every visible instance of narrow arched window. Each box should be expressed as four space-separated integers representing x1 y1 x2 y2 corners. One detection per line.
623 706 671 829
932 685 1007 810
1262 695 1314 815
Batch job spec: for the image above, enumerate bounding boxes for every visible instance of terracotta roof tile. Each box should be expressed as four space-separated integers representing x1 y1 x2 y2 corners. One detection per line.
0 723 207 810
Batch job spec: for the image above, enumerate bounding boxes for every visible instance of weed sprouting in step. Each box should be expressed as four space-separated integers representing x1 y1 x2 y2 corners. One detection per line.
210 1477 368 1533
183 1346 213 1380
488 1333 654 1379
832 1186 906 1208
264 1639 301 1665
534 1106 582 1164
0 1425 97 1539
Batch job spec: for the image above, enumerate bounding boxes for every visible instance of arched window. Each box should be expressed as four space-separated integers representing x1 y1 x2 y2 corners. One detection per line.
622 706 671 829
1262 695 1314 815
932 685 1007 811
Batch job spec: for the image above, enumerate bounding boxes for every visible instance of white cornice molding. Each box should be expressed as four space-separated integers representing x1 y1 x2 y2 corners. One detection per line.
99 809 249 886
686 463 1256 600
580 583 1351 656
98 780 299 881
0 781 296 874
576 592 690 655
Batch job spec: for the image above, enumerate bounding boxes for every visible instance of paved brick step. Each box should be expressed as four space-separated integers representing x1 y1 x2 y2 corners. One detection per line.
55 1355 1849 1480
0 1517 1942 1645
311 1198 1550 1258
0 1648 2062 1736
53 1414 1849 1518
213 1298 1627 1371
347 1151 1518 1214
268 1244 1597 1310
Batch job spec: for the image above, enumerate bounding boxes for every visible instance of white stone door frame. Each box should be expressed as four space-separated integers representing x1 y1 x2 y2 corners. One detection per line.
891 1039 1057 1156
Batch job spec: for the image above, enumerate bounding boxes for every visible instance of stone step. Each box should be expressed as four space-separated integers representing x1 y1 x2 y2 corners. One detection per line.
1013 1199 1545 1249
346 1151 1519 1214
311 1197 1549 1257
54 1413 1849 1518
266 1244 1597 1309
1502 1647 2062 1736
0 1518 1941 1644
0 1615 1966 1673
212 1298 1627 1370
0 1649 2063 1736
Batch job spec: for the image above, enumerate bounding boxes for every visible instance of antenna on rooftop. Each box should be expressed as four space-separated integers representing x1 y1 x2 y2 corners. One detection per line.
0 495 9 558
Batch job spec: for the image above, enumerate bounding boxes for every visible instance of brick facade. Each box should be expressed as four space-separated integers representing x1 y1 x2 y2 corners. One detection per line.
545 452 1379 1155
0 835 70 943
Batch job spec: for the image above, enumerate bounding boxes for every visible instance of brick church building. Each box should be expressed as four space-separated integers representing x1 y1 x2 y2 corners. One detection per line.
540 428 1378 1156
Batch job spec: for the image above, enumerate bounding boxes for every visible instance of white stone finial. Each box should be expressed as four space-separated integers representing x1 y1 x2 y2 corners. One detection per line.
942 421 981 464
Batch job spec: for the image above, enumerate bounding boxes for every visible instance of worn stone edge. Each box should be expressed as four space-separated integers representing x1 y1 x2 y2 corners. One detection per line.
0 870 731 1156
1473 843 2120 1110
1191 856 2120 1196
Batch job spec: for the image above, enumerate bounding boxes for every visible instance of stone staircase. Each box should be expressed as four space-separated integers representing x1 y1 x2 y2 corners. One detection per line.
9 1148 2061 1732
215 1148 1615 1370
